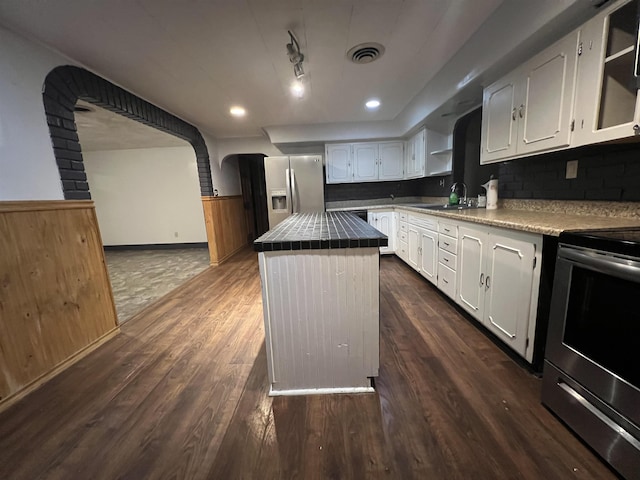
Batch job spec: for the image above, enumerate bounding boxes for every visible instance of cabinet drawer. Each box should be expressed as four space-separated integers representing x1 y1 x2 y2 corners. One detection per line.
399 212 408 222
438 248 457 271
439 222 458 238
438 263 456 299
397 240 408 261
408 214 438 232
399 230 407 243
399 221 407 233
439 236 457 254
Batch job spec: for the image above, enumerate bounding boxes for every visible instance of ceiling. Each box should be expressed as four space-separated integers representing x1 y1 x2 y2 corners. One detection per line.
0 0 504 140
75 101 189 151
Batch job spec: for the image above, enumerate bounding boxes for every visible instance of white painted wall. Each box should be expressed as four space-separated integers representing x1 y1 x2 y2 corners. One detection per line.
201 131 241 196
84 146 207 246
0 26 74 200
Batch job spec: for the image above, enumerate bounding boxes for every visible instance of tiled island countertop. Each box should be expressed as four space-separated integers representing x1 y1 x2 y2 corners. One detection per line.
254 211 388 252
328 200 640 237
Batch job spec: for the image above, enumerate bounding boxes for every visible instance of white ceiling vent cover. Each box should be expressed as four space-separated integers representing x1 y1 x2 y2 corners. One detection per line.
347 43 385 64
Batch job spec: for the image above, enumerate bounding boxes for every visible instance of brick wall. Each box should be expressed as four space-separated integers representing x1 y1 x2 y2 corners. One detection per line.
43 66 213 199
498 142 640 201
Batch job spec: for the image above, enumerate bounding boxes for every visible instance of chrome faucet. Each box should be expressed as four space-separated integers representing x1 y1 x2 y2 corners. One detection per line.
451 182 468 205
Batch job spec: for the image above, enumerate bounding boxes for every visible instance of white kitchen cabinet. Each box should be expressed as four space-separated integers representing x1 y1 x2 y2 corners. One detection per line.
456 224 541 361
405 213 438 285
437 221 458 300
327 141 403 183
405 128 426 178
325 143 352 183
368 210 396 254
378 142 404 180
397 211 408 263
352 143 378 182
481 30 579 163
573 0 640 146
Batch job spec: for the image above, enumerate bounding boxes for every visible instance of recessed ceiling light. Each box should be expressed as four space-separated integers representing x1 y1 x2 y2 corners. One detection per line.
230 106 246 117
291 81 305 98
365 99 380 110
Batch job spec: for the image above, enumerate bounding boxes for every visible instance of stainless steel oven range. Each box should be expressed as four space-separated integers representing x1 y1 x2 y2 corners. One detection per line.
542 228 640 479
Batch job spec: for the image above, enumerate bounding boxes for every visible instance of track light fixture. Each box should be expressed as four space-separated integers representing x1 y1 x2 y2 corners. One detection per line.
286 30 305 79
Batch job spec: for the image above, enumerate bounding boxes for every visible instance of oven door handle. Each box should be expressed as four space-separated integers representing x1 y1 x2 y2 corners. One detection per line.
560 247 640 282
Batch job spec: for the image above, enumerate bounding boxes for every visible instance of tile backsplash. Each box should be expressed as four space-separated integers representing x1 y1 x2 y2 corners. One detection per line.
498 142 640 201
324 175 451 203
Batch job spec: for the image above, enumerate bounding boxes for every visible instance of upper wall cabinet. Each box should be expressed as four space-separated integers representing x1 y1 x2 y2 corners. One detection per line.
573 0 640 146
325 143 353 183
326 141 404 184
481 30 579 164
405 128 426 178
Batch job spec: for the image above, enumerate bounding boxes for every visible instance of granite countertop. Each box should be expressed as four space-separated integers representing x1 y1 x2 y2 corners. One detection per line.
254 212 388 252
327 201 640 236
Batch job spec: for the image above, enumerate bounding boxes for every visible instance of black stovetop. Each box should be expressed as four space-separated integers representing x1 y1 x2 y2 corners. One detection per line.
560 227 640 258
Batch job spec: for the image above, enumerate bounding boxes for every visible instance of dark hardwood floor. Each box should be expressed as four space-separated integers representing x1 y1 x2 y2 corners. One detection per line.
0 249 618 479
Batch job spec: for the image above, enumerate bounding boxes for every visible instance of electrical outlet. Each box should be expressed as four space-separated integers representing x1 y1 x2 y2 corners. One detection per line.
174 231 179 238
439 179 445 187
566 160 578 179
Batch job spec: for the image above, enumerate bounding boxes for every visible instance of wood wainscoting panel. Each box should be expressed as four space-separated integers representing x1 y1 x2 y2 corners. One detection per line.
0 200 118 405
202 196 249 266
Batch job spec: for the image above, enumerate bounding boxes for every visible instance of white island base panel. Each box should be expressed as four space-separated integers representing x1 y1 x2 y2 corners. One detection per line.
258 248 380 396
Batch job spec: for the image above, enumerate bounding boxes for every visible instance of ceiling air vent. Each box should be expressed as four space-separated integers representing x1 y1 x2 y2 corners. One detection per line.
347 43 385 64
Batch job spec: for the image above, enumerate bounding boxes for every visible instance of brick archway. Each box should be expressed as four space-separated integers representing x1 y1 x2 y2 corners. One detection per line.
42 65 213 199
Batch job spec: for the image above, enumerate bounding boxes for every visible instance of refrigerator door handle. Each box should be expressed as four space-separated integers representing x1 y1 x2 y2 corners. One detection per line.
290 168 297 213
285 168 292 214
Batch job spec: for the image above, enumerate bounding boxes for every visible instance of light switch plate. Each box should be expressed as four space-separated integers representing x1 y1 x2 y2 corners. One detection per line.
566 160 578 179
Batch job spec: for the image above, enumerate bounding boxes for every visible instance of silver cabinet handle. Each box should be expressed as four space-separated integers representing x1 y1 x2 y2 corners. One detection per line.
443 242 450 247
443 257 449 263
442 278 449 284
512 108 517 121
480 273 484 286
518 104 524 119
486 276 491 290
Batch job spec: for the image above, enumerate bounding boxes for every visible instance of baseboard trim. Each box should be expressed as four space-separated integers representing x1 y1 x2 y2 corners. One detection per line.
210 244 251 266
104 242 208 251
0 327 120 414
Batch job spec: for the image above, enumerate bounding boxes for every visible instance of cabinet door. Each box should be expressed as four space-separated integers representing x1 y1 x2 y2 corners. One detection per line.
518 30 579 155
352 143 378 182
483 233 536 357
326 144 352 183
573 0 640 146
404 139 414 178
407 226 420 271
405 129 425 178
419 228 438 285
481 72 519 164
457 226 487 321
378 142 404 180
377 212 395 254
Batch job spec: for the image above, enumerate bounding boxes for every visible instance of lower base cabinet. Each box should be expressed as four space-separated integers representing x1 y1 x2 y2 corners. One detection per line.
392 208 543 364
457 225 541 361
407 214 438 285
368 210 396 254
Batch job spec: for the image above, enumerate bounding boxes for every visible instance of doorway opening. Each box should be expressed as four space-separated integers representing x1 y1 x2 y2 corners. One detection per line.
227 154 269 242
76 100 209 323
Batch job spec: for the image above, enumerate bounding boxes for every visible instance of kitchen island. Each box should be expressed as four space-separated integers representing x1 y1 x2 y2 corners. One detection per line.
254 212 387 396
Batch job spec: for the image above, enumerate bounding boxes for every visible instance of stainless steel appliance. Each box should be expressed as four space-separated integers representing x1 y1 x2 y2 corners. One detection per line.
264 155 325 229
542 228 640 479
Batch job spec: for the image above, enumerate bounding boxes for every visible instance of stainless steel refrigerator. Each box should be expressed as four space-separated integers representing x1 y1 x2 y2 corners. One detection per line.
264 155 325 229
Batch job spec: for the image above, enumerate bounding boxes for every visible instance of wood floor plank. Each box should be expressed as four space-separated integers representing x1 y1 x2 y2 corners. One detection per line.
0 251 619 480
